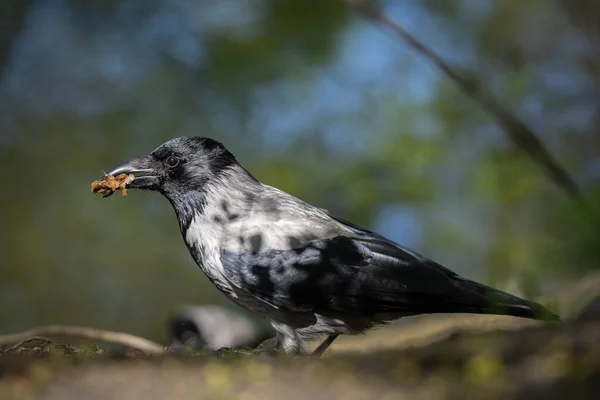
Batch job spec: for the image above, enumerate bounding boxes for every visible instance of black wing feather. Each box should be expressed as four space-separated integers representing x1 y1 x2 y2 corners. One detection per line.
221 223 559 321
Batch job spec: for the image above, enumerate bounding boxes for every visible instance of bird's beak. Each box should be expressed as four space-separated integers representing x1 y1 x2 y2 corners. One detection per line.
106 155 161 190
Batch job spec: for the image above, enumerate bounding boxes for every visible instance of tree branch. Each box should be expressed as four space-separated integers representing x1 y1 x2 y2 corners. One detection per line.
0 325 165 355
347 0 586 204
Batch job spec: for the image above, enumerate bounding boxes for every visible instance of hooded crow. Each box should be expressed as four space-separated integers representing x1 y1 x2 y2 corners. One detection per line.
104 136 560 355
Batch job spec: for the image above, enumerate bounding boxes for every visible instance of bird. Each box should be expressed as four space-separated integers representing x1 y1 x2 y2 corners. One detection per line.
103 136 560 356
168 304 273 351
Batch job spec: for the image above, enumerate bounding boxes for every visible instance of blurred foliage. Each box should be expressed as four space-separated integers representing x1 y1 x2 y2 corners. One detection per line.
0 0 598 341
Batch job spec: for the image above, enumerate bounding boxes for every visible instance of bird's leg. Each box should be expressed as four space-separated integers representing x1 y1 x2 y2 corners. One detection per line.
276 331 303 355
311 334 338 357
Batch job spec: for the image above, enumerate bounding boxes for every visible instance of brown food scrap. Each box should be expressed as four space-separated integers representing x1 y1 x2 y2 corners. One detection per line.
91 173 135 198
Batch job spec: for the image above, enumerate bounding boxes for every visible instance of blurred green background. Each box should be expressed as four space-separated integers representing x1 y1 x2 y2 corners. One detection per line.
0 0 598 342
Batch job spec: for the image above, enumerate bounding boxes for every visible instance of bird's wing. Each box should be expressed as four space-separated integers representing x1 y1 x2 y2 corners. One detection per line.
220 220 555 319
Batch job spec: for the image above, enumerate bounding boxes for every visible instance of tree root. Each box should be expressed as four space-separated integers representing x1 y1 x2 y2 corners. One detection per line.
0 325 165 355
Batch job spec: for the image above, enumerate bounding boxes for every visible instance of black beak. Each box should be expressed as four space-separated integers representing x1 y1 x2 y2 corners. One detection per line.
106 155 161 190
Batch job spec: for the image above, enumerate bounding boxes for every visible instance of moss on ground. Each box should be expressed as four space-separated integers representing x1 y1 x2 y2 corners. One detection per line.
1 316 599 400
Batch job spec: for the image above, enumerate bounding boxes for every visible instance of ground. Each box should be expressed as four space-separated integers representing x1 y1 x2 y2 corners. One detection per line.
1 310 599 400
2 273 599 400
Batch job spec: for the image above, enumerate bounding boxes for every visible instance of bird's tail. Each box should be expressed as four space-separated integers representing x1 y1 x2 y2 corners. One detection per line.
455 277 561 321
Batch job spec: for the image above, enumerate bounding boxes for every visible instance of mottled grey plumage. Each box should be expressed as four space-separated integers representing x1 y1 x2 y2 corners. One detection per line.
105 136 560 355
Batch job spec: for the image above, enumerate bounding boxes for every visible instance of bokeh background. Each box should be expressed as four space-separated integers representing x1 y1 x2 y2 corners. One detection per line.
0 0 598 342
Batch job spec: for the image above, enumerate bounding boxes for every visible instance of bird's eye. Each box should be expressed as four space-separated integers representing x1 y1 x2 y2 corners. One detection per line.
166 156 180 168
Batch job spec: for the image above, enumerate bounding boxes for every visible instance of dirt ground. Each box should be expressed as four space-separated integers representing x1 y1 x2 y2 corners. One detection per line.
0 312 598 400
1 274 599 400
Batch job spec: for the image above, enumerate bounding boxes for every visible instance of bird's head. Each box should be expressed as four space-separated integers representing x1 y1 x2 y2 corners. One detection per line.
106 136 238 199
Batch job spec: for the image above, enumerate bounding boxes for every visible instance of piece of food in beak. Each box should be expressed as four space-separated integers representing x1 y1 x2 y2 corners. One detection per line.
91 173 135 198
